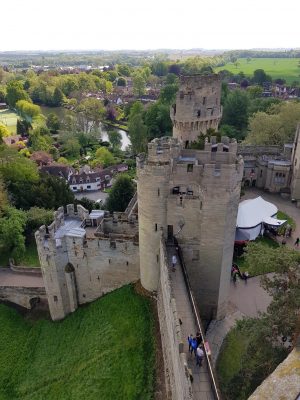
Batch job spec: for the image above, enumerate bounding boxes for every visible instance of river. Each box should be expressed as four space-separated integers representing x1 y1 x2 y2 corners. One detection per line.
41 106 130 150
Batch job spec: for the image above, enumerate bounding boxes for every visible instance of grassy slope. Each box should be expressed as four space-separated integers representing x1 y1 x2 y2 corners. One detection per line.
215 58 300 84
0 285 155 400
0 241 40 268
0 109 18 134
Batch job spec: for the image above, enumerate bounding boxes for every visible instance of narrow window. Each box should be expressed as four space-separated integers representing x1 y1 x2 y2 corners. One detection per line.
200 201 203 210
203 97 206 105
197 110 201 117
157 188 160 197
260 170 263 178
187 164 193 172
155 223 158 231
53 295 58 302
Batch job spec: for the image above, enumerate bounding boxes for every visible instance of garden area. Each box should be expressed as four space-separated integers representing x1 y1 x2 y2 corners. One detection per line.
0 285 155 400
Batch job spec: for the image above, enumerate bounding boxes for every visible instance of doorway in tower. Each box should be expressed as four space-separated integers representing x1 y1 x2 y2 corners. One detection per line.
167 225 173 243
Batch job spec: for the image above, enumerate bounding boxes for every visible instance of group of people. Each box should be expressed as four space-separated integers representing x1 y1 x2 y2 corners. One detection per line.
188 332 204 367
231 263 249 283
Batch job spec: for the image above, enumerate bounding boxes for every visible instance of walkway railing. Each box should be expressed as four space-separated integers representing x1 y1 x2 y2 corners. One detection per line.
174 239 223 400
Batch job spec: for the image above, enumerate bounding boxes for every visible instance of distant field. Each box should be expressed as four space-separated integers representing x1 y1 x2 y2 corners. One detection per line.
215 58 300 84
0 109 18 134
0 285 155 400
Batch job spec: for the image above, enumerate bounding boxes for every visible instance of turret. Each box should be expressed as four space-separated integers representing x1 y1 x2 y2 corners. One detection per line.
171 74 222 146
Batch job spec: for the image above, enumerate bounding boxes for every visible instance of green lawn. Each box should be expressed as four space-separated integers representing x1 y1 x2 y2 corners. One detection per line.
0 241 40 268
0 109 18 134
234 236 279 276
0 285 155 400
215 58 300 84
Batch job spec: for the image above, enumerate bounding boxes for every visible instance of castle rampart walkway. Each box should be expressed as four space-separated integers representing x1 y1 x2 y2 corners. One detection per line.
167 245 218 400
0 268 44 287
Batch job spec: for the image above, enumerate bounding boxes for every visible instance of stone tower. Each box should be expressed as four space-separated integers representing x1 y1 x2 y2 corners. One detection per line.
170 74 222 146
291 124 300 206
137 136 243 320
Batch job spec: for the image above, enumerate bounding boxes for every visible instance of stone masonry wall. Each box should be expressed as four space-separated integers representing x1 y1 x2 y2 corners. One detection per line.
0 286 46 309
248 339 300 400
157 238 193 400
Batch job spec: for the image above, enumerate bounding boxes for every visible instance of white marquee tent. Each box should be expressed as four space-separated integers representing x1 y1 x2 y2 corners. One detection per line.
235 196 286 242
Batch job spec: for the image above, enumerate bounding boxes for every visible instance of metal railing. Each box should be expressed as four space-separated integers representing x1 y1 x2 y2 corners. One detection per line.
173 239 222 400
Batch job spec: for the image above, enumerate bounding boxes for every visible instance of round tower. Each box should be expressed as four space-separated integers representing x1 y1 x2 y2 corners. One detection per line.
137 137 180 292
170 74 222 146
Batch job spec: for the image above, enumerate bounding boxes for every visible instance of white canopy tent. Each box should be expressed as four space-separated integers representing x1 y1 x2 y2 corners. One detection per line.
235 196 286 242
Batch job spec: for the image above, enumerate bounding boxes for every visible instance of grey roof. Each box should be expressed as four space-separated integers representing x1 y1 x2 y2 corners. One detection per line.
54 217 85 239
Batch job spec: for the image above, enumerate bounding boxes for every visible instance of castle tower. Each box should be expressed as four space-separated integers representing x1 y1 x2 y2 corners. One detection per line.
137 135 243 320
291 124 300 206
170 74 222 146
137 137 181 291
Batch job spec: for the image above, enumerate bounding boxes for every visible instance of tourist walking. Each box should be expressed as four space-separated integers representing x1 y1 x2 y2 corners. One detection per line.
196 345 204 367
172 254 177 271
295 237 300 248
188 334 193 353
191 337 198 356
196 331 202 346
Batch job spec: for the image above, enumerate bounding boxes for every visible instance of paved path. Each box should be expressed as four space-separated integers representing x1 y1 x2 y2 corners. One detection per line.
0 268 44 287
167 246 215 400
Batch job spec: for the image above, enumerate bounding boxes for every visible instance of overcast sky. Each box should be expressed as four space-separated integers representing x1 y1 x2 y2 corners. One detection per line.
1 0 300 51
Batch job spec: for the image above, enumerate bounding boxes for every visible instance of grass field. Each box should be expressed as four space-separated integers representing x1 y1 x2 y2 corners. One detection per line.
215 58 300 84
0 109 18 134
0 241 40 268
0 285 155 400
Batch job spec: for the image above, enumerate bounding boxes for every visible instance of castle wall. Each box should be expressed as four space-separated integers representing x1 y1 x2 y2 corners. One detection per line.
157 238 193 400
137 161 170 292
35 207 140 321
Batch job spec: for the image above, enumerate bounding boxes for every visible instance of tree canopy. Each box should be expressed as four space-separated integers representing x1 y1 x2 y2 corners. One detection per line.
105 174 135 212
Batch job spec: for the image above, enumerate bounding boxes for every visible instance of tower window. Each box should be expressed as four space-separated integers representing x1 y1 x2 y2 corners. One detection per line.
53 295 58 302
158 188 160 197
203 97 206 105
197 110 201 117
260 170 263 178
187 164 193 172
155 223 158 231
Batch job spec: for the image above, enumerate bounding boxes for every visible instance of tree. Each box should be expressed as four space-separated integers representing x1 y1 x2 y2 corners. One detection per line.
116 64 131 77
76 98 104 133
62 137 81 157
25 207 54 237
16 119 31 136
108 130 122 150
6 80 30 108
247 85 263 99
93 147 115 168
144 102 172 140
0 146 39 184
28 127 53 152
106 174 135 212
246 101 300 145
15 100 41 121
151 60 168 77
117 77 126 87
0 178 7 215
159 84 178 105
52 87 65 106
252 69 269 86
128 102 148 154
9 173 75 210
46 113 60 133
222 89 249 131
0 206 27 262
0 124 10 140
132 73 146 97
